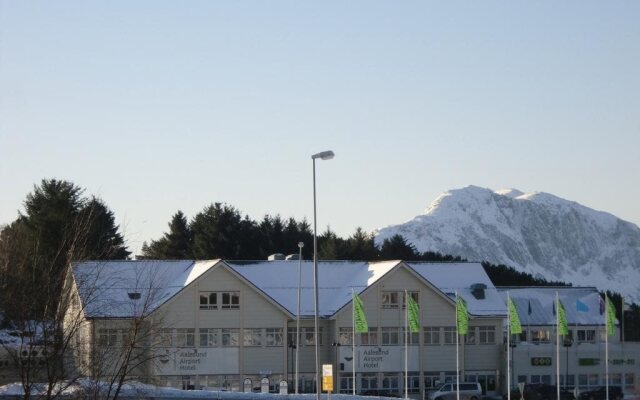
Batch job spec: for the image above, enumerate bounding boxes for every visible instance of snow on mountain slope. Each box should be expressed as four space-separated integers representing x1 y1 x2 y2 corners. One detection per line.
375 186 640 302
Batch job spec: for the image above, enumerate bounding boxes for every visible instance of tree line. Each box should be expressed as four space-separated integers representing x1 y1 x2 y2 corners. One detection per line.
1 178 639 336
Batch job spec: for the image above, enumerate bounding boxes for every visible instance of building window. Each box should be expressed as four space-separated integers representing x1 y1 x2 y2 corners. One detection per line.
381 327 400 345
177 328 195 347
339 327 353 345
361 373 378 390
624 373 634 390
301 327 323 346
402 327 419 345
265 328 283 346
531 375 551 385
610 374 622 386
221 329 239 346
424 373 440 389
98 329 118 347
382 373 399 393
465 328 476 345
287 327 297 346
381 291 418 309
531 329 551 343
200 328 218 347
443 327 456 344
576 329 596 343
155 328 173 347
221 292 240 309
381 291 399 308
360 327 378 345
402 291 419 308
405 373 420 394
243 328 262 346
559 374 575 388
478 326 495 344
339 375 354 394
199 292 217 310
517 330 527 343
424 327 440 345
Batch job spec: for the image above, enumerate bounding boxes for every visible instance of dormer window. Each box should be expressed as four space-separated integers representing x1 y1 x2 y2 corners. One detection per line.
128 292 141 300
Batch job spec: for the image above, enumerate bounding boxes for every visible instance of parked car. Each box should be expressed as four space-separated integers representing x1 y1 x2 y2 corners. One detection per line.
428 382 483 400
578 386 623 400
505 384 574 400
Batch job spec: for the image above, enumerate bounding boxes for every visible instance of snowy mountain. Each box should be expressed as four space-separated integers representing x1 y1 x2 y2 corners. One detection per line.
375 186 640 302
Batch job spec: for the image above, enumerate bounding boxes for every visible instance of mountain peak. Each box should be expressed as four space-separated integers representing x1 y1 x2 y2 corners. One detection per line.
377 186 640 302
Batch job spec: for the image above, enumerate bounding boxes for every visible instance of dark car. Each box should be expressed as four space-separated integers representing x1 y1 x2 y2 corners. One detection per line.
578 386 623 400
505 384 575 400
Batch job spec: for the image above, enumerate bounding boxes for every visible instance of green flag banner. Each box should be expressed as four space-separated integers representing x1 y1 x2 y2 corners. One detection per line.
508 297 523 334
557 298 569 336
353 292 369 333
407 294 420 333
456 295 469 335
606 296 616 336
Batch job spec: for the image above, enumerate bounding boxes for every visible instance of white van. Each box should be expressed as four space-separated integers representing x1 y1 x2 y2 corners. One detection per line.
428 382 483 400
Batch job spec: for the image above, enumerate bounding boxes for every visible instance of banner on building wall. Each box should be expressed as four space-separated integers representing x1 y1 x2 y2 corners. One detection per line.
154 347 239 375
338 346 419 372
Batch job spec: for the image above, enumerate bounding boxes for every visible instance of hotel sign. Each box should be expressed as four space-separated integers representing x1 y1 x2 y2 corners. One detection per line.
154 347 239 375
339 347 419 372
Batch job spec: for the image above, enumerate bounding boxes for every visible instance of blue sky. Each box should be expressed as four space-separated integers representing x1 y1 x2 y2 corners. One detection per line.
1 1 639 255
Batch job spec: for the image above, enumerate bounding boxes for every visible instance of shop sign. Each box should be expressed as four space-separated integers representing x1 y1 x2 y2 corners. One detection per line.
531 357 552 366
579 358 600 366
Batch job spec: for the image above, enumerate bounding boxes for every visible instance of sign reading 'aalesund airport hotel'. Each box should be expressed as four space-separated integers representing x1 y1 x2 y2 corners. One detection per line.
154 348 240 375
339 347 419 372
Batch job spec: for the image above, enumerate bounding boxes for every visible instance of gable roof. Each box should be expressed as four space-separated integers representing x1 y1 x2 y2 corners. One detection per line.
498 286 609 326
225 260 399 317
71 259 504 319
72 260 218 318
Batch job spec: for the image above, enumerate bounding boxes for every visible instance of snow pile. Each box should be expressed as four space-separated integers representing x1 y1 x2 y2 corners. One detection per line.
375 186 640 302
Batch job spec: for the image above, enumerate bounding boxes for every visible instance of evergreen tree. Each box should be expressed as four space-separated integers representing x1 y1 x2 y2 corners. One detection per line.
344 227 377 260
378 234 419 260
78 197 130 260
141 211 192 259
190 203 244 259
0 179 129 319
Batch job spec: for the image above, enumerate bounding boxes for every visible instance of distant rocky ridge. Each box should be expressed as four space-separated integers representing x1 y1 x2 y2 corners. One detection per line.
375 186 640 302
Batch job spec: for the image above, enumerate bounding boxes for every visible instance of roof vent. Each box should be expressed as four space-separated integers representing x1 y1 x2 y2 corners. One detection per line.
285 254 301 261
470 283 487 300
128 292 141 300
268 253 285 261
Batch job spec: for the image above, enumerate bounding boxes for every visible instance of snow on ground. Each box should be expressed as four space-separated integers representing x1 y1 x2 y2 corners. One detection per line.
0 380 394 400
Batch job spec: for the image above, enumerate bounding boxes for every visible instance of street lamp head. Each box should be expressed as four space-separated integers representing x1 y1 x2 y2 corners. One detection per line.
298 242 304 248
312 150 335 160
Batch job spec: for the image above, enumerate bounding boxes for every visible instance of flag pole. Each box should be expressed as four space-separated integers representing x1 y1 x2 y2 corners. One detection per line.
556 292 560 400
605 295 609 400
405 290 409 400
352 288 356 396
455 291 460 400
507 291 511 400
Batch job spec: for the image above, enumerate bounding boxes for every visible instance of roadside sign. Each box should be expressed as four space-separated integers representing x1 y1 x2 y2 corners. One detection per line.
322 364 333 392
243 378 252 393
518 382 525 398
279 380 288 394
261 377 269 393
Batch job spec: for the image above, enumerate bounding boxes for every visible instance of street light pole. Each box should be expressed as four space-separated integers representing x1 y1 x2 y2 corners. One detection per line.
312 150 335 400
296 242 304 394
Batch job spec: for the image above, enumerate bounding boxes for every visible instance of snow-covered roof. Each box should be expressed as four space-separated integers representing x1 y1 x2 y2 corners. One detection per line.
72 260 218 318
406 262 507 317
225 260 399 317
72 259 503 319
497 287 610 326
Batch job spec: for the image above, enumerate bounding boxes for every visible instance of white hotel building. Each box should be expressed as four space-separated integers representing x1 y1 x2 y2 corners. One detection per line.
65 259 639 397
